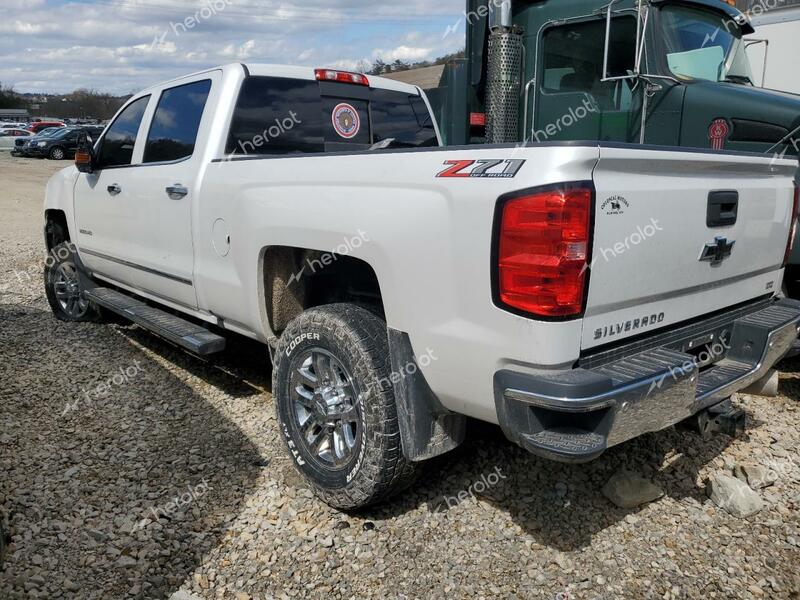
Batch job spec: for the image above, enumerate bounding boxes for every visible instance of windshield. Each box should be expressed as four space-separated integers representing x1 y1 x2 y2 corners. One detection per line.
660 5 755 84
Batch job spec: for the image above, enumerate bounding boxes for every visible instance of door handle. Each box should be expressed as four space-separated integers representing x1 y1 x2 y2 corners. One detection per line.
166 184 188 199
107 184 121 195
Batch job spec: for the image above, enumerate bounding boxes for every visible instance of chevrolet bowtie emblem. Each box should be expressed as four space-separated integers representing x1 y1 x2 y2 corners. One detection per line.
700 236 735 266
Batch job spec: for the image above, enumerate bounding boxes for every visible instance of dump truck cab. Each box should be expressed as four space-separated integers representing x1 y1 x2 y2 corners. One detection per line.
434 0 800 156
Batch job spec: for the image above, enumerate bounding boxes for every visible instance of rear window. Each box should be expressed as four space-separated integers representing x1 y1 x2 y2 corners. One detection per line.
226 76 437 156
370 89 437 148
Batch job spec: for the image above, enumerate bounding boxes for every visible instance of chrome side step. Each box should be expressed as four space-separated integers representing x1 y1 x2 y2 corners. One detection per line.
85 287 226 356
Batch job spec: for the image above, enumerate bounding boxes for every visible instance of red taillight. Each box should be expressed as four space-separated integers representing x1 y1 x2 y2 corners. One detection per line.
496 186 593 318
315 68 369 86
784 182 800 267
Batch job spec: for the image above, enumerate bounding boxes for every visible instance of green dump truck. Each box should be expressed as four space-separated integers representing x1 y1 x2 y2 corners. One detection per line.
427 0 800 294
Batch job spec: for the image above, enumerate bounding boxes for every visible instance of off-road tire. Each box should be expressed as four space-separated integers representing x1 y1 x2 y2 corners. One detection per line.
273 304 418 510
44 242 103 322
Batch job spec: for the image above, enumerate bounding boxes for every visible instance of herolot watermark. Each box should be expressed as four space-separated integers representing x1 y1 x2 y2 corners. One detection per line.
440 467 508 511
721 0 789 34
13 242 78 284
287 230 371 286
61 361 145 417
151 0 234 48
235 111 303 155
444 0 511 39
366 347 439 395
133 479 213 531
531 98 600 143
595 218 664 264
648 337 732 395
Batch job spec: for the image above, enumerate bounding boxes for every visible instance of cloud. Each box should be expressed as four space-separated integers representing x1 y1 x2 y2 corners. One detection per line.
0 0 465 94
373 45 434 63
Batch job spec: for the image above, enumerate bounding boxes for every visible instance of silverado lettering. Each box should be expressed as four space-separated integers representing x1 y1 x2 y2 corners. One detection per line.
594 313 667 341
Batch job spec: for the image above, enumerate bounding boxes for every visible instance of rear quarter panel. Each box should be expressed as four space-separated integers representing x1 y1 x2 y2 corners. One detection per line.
196 145 600 422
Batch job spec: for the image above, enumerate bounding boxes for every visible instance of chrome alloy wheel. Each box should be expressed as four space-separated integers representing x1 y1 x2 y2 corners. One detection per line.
52 262 90 319
290 348 362 470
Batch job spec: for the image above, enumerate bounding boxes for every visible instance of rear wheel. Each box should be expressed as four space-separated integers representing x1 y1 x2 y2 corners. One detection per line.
44 242 102 322
273 304 418 509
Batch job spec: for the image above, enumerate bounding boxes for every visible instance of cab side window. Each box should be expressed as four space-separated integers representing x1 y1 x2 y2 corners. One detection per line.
95 95 150 168
144 80 212 164
541 18 636 110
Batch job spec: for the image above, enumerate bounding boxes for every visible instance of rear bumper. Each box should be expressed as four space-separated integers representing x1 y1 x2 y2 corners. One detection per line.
494 298 800 463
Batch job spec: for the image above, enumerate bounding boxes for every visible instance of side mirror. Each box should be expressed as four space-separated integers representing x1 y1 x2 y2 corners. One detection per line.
602 0 646 83
745 39 768 88
75 131 95 174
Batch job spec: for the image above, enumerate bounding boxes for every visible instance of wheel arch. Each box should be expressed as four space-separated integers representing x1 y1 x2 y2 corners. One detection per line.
259 245 386 341
44 209 71 251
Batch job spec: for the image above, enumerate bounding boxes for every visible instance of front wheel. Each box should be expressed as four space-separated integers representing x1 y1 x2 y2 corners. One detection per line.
273 304 418 510
48 146 66 160
44 242 102 322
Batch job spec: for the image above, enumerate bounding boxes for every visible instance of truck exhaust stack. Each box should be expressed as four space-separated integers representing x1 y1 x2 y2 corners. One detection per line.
486 0 523 144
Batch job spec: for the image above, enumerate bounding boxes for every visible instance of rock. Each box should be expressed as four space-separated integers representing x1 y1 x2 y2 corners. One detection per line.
115 555 138 568
63 579 79 592
602 471 664 508
193 573 209 589
168 592 204 600
87 529 108 543
707 474 764 518
554 482 568 498
734 463 777 490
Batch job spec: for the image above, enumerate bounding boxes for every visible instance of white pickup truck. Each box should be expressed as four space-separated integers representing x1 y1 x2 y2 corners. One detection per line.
43 63 800 509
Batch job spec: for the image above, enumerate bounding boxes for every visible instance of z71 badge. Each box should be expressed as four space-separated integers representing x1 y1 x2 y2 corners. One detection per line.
436 159 526 179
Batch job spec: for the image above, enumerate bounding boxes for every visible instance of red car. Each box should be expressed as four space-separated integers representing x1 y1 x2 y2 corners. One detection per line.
27 121 65 134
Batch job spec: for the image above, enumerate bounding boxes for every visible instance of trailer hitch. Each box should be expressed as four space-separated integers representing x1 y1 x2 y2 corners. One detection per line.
688 398 746 440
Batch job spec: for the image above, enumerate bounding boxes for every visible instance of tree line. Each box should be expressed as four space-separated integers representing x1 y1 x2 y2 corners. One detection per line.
364 50 465 76
0 82 128 120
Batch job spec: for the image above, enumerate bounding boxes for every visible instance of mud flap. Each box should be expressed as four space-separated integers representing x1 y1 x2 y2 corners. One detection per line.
387 329 465 462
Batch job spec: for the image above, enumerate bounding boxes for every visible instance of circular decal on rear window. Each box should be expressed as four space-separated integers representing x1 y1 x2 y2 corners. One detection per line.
332 103 360 139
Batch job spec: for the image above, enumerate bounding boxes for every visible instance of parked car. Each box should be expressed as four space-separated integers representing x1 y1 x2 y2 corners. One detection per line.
26 127 103 160
43 63 800 509
0 129 32 151
27 121 65 134
0 122 28 130
13 128 66 156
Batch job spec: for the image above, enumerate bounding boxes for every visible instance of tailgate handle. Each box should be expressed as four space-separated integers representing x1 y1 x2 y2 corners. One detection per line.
707 191 738 228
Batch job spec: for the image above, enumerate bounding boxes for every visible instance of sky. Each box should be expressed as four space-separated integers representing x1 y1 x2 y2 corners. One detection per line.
0 0 466 95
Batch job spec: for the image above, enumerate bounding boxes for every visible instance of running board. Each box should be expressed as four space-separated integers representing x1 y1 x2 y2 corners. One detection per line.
85 287 226 355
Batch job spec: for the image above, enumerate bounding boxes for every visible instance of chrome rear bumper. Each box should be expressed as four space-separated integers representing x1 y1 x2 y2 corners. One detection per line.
494 299 800 462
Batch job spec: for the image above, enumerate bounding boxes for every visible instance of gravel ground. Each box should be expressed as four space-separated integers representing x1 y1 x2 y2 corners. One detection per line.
1 152 799 599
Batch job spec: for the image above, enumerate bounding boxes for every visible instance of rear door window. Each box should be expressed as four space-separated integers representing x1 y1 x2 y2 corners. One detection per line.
144 79 212 163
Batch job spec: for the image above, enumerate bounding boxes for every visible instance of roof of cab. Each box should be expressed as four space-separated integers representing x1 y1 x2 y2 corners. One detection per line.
243 63 421 95
136 63 421 98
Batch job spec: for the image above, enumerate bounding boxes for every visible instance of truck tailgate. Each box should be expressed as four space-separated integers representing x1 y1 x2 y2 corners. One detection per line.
583 147 797 351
